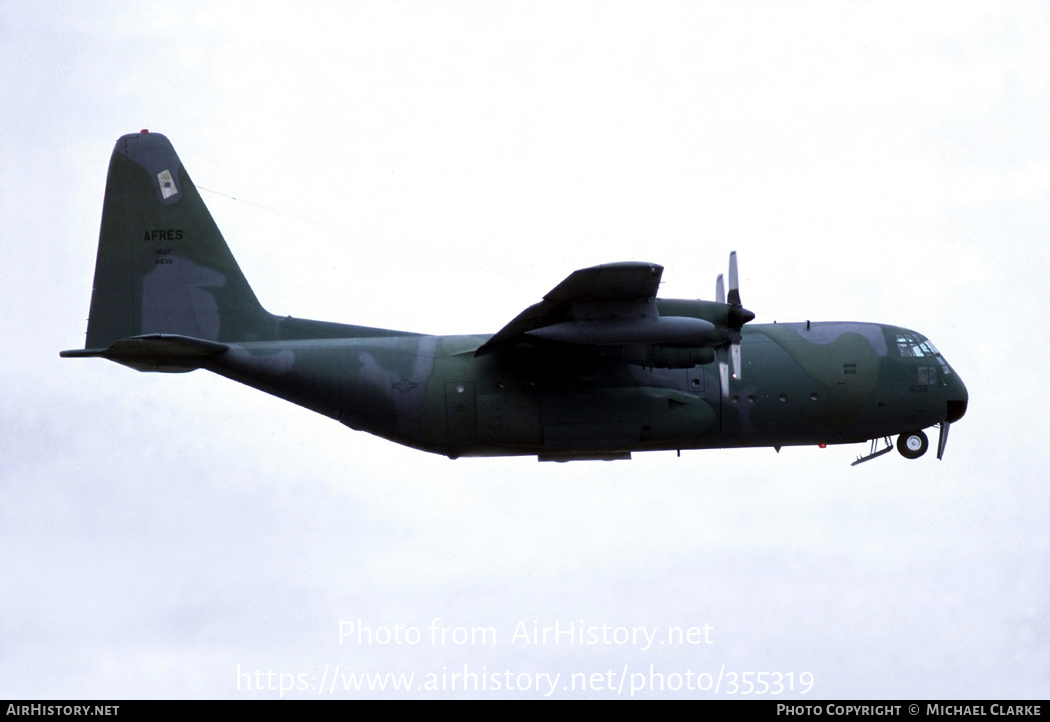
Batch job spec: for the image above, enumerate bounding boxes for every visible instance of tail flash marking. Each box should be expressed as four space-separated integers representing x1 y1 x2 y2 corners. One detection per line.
157 168 179 199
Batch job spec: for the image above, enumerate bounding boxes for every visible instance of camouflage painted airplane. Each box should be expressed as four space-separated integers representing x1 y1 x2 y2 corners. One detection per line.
62 132 968 465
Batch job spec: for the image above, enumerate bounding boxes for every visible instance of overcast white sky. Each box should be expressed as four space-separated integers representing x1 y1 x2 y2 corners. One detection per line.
2 0 1048 699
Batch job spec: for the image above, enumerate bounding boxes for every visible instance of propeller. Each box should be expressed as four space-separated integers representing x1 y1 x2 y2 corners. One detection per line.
714 252 755 394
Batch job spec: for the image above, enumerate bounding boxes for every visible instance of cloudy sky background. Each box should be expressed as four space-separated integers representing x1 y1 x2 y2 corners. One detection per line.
2 0 1048 698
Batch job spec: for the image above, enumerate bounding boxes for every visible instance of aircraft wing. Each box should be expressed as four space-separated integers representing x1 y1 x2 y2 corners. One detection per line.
477 262 663 354
476 262 716 355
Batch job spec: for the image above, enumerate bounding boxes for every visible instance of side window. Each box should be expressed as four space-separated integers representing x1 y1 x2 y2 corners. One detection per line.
918 366 937 385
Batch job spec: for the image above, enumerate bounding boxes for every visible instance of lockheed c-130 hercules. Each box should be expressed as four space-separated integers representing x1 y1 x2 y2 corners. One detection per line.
62 131 968 465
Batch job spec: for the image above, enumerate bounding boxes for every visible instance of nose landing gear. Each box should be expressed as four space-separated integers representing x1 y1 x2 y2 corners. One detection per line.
897 430 929 459
852 425 950 466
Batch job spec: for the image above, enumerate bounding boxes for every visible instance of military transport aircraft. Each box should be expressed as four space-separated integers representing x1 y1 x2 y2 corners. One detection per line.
62 131 968 465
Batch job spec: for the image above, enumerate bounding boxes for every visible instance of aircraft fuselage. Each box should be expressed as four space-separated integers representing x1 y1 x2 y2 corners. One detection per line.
203 319 967 461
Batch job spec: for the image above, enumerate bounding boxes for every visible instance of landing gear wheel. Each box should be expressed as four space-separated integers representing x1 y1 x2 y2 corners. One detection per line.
897 430 929 459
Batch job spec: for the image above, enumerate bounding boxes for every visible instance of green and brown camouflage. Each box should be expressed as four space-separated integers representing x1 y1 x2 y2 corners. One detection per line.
62 132 968 464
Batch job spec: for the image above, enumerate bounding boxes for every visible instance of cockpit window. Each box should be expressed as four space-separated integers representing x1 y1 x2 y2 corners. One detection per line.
896 333 939 358
898 333 952 384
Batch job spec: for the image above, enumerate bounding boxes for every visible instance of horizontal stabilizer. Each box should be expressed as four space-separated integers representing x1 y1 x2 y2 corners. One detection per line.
61 333 228 373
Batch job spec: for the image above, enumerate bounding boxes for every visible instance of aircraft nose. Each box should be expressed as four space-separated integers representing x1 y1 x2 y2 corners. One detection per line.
946 374 968 423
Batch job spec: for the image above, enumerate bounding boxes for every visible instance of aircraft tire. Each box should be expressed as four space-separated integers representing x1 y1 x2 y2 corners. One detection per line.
897 430 929 459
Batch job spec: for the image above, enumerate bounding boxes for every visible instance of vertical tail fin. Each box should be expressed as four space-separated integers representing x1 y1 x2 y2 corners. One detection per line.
81 131 272 349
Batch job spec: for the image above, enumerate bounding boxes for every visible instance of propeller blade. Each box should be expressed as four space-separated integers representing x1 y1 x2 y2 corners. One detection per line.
717 347 729 398
713 252 752 386
727 251 741 306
